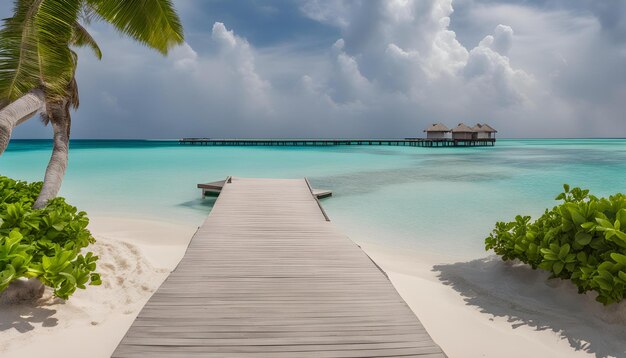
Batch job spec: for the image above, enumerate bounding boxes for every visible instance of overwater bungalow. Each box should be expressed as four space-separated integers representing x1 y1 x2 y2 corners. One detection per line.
451 123 476 140
424 123 451 139
472 123 498 139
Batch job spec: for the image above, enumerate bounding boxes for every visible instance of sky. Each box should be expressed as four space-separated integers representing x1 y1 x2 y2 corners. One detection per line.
3 0 626 139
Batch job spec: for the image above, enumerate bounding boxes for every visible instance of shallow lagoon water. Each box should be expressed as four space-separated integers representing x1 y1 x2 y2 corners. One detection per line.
2 139 626 261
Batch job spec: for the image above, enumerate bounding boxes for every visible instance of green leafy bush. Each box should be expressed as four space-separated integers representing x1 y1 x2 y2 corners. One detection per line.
486 185 626 305
0 176 101 300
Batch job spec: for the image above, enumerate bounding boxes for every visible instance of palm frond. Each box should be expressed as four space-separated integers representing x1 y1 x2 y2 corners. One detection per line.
0 0 81 101
86 0 184 54
78 5 97 25
35 0 81 100
0 0 45 100
66 50 79 109
71 21 102 59
67 75 79 109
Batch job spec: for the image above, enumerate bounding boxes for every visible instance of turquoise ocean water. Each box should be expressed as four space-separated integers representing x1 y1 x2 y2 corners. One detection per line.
2 139 626 261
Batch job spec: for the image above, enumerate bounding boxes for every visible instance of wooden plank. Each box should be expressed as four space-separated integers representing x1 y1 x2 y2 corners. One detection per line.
197 180 226 190
312 189 332 199
112 177 446 357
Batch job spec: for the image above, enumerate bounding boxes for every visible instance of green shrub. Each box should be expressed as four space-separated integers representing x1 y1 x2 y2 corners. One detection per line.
0 176 101 300
486 184 626 305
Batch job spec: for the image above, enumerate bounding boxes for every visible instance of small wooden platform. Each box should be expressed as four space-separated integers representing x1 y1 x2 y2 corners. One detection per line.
311 189 332 199
113 177 445 357
198 178 332 199
197 180 228 196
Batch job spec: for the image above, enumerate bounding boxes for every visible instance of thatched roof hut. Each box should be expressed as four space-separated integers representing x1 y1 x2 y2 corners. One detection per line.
479 123 497 133
472 123 497 139
472 123 497 132
451 123 475 133
424 123 451 139
424 123 451 132
451 123 476 140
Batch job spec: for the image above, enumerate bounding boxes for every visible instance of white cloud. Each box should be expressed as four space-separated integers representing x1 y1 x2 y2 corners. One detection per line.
170 42 198 71
210 22 272 114
492 24 514 55
211 22 238 49
10 0 626 139
298 0 534 124
294 0 626 137
464 25 532 105
478 24 513 55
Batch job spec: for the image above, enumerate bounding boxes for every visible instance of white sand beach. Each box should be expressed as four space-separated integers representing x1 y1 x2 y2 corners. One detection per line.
0 217 197 358
1 215 624 358
361 243 626 358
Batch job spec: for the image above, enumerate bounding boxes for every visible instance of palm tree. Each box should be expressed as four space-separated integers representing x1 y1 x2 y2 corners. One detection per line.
0 0 184 208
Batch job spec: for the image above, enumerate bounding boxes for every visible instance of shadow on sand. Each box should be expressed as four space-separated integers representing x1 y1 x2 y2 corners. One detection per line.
0 302 59 333
433 256 626 358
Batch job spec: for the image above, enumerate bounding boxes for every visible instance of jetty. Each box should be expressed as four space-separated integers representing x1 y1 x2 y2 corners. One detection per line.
113 177 446 357
178 138 495 147
179 123 497 148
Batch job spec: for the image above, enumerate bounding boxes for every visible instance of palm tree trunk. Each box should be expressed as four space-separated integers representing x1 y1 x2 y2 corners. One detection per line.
33 101 71 209
0 89 46 155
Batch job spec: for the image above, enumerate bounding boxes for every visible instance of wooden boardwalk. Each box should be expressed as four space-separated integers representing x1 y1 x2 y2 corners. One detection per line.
112 177 446 357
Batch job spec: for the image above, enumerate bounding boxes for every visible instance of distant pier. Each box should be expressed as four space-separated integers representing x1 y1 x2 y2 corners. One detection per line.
178 138 496 147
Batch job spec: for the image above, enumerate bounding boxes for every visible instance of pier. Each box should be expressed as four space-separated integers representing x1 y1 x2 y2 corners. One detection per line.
113 177 446 357
178 138 495 147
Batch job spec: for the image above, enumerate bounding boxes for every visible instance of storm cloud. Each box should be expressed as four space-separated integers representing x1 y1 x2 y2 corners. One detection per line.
5 0 626 139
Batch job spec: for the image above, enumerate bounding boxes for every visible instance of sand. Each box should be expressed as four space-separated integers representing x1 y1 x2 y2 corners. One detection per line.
360 242 626 358
0 217 197 358
1 215 624 358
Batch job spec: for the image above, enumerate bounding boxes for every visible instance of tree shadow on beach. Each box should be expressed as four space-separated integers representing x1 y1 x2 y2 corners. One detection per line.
0 302 59 333
433 256 626 358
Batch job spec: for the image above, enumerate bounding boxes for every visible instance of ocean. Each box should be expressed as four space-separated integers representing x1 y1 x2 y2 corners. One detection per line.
3 139 626 261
